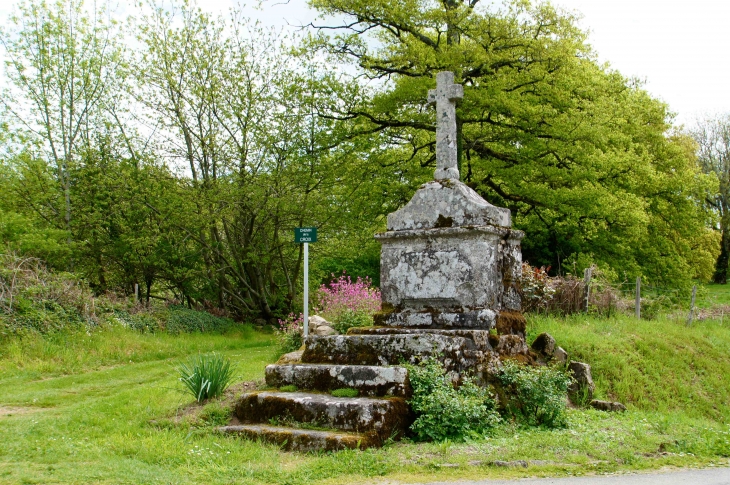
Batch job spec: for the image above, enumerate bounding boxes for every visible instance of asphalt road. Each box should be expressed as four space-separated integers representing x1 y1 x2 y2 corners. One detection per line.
419 468 730 485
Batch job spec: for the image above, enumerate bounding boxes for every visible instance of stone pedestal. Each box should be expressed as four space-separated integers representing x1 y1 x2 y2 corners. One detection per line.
375 179 523 330
223 72 531 452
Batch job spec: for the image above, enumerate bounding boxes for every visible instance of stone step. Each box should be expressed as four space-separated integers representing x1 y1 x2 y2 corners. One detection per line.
265 364 412 398
219 424 378 452
301 334 482 373
234 391 410 440
346 327 492 351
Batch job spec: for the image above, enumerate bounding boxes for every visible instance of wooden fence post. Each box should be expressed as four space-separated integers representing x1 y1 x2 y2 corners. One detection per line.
687 285 697 326
635 277 641 319
583 267 592 313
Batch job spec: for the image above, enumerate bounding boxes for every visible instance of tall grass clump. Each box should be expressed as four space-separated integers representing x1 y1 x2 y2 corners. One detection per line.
405 359 501 442
178 353 235 402
317 272 380 333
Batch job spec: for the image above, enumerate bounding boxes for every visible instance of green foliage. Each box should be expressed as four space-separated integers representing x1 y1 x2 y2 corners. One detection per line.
0 252 97 337
112 311 159 333
164 306 234 334
405 359 501 442
178 353 235 403
498 360 572 428
279 385 298 392
331 309 372 334
199 401 232 427
308 0 718 288
2 322 730 483
331 388 358 398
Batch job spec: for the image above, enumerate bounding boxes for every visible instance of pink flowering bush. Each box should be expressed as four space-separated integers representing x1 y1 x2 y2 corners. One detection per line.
276 312 303 353
316 272 381 333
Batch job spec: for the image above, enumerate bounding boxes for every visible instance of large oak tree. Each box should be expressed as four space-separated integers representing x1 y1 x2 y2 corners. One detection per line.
308 0 718 286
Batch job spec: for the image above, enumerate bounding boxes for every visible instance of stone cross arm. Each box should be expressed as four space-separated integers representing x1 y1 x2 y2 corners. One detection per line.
427 71 463 181
427 81 464 105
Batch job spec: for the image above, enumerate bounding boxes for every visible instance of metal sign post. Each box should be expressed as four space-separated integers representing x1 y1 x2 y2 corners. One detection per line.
294 228 317 337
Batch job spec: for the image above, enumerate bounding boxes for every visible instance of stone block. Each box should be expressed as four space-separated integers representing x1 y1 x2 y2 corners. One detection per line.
219 424 377 452
375 308 496 329
376 226 523 313
531 333 556 355
347 327 492 352
301 334 482 374
265 364 411 398
568 361 595 402
495 334 528 356
553 346 568 365
276 349 303 364
314 325 337 336
234 391 410 440
589 400 627 412
386 180 511 231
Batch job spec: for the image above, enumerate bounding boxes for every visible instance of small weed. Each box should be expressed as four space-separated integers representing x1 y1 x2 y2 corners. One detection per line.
199 402 231 426
279 385 298 392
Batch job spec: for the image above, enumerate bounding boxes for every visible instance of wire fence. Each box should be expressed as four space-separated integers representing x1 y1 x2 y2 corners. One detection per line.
523 264 727 325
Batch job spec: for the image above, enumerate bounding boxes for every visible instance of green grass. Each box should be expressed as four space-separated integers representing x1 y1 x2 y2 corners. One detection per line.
1 314 729 485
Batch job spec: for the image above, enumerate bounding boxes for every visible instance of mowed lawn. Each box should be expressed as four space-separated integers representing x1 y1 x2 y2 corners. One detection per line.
1 311 730 485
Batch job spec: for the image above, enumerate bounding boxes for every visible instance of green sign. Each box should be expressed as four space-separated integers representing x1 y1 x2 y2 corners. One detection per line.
294 227 317 243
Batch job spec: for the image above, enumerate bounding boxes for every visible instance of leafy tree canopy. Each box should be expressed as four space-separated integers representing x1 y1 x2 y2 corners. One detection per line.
307 0 718 286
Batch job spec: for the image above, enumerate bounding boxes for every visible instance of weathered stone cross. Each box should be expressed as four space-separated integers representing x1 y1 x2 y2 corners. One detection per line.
428 71 463 180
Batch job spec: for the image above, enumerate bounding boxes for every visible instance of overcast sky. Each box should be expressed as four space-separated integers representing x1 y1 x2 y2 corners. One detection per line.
2 0 728 126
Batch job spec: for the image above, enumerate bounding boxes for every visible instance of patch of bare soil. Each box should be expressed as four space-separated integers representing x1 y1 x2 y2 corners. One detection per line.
0 406 41 417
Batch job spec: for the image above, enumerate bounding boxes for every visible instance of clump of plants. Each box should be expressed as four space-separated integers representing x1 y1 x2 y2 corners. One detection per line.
317 272 380 333
0 252 98 336
276 313 304 353
331 388 358 398
178 353 235 403
405 359 501 442
165 305 234 334
497 360 572 428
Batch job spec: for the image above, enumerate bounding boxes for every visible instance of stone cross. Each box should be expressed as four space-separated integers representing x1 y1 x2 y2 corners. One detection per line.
428 71 464 180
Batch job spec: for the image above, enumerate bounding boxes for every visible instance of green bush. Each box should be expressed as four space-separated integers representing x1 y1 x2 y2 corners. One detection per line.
278 331 303 354
165 306 234 334
178 353 235 403
497 360 571 428
405 359 501 442
113 311 159 333
331 309 372 334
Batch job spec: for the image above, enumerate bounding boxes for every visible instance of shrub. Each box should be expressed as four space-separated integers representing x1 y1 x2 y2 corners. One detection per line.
316 272 380 327
520 263 556 313
331 309 372 334
113 311 159 333
178 353 235 403
0 252 97 336
276 313 303 353
165 306 234 334
405 359 501 442
497 360 571 428
331 388 358 398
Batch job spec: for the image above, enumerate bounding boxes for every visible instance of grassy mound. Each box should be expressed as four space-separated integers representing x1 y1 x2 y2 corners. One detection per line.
528 313 730 422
